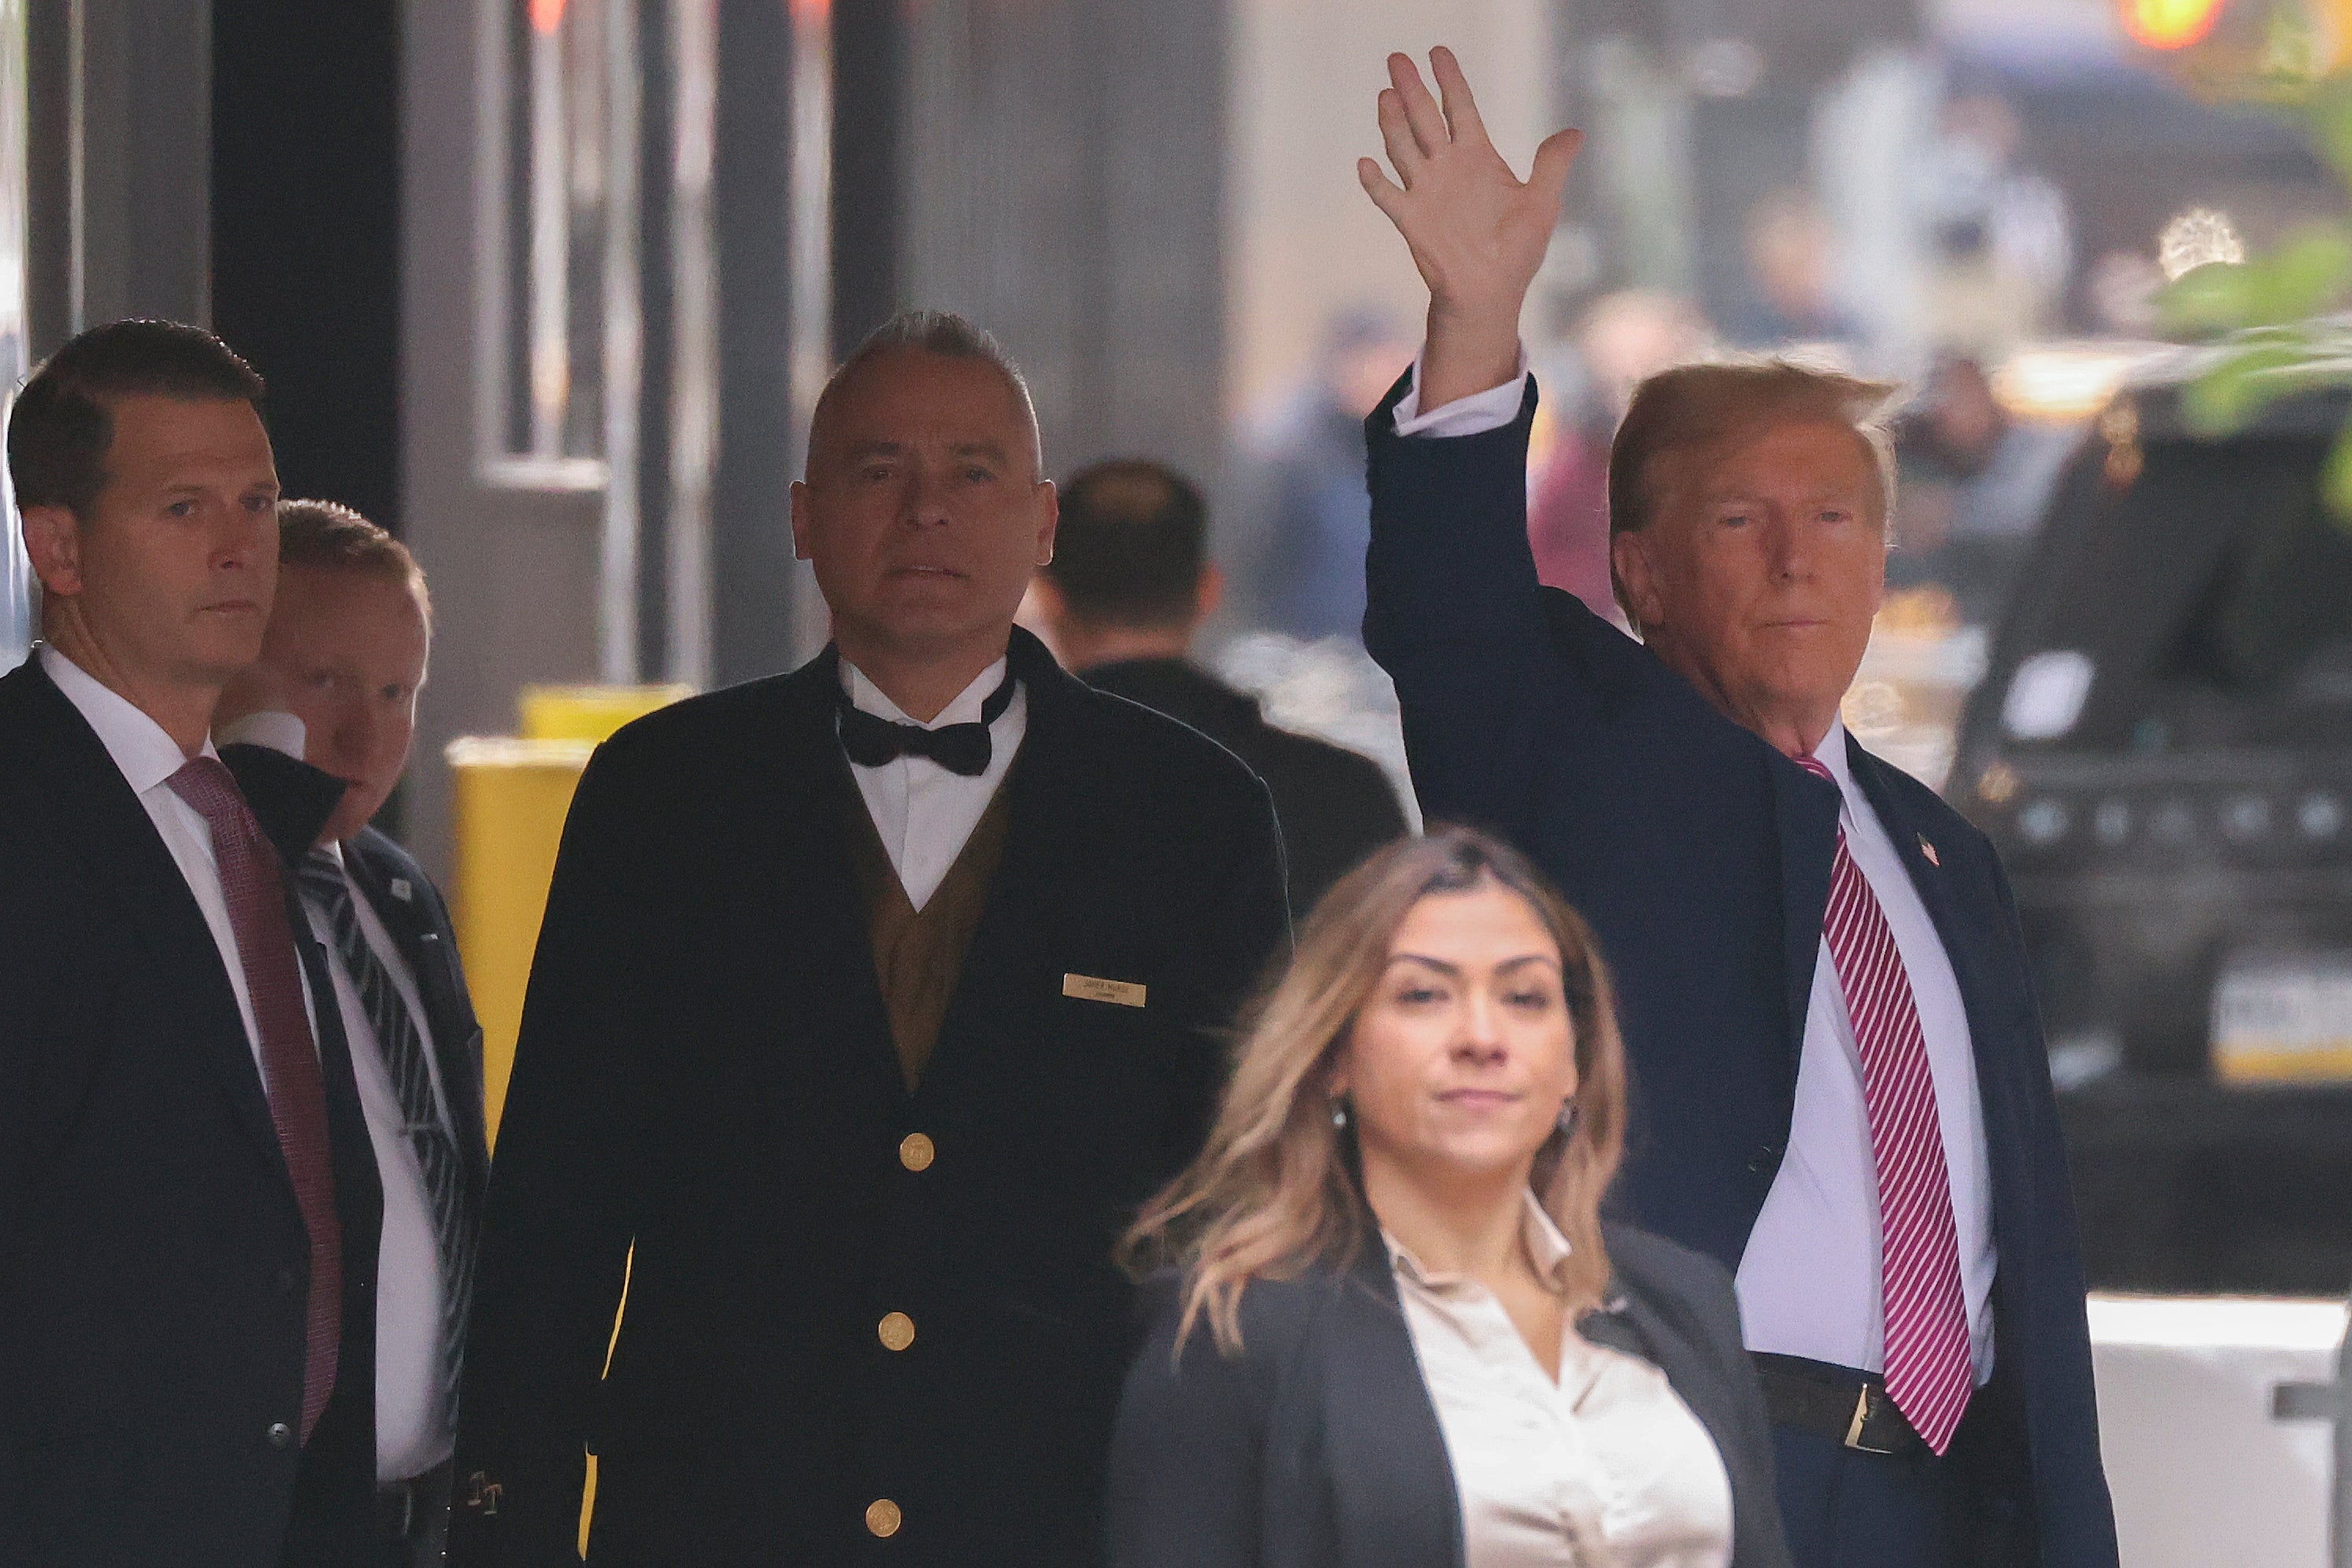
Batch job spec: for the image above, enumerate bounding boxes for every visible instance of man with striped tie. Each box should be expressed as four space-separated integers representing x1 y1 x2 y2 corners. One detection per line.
1356 50 2116 1568
215 501 489 1568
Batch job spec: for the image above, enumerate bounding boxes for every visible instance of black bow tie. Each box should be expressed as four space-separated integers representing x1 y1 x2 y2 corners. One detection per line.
837 666 1018 778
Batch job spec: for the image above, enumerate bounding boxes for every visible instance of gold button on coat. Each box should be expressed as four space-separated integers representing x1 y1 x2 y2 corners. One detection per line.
878 1312 915 1352
867 1499 903 1537
898 1133 934 1172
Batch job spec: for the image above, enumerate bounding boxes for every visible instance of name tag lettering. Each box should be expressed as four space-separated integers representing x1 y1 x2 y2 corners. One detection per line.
1063 973 1147 1009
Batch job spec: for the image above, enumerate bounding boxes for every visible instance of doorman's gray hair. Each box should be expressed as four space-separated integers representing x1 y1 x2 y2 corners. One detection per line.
810 308 1043 477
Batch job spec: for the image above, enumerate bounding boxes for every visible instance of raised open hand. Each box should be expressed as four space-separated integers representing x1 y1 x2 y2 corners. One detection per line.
1359 47 1580 409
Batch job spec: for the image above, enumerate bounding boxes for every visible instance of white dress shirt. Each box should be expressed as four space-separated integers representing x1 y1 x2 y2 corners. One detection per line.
215 709 469 1481
840 656 1028 911
301 838 459 1482
1387 1194 1735 1568
1397 370 1998 1382
1739 722 1996 1380
39 644 268 1067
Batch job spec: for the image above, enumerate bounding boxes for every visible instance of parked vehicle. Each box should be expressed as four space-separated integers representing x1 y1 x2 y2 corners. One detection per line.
1956 370 2352 1294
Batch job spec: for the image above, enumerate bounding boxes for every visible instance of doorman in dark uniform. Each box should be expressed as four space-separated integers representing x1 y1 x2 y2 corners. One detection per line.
451 311 1289 1567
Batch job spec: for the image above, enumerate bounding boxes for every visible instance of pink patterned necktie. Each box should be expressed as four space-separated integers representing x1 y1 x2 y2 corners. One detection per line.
167 756 344 1441
1797 756 1973 1455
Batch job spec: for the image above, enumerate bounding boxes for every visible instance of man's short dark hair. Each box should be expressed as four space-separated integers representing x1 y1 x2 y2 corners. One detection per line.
808 308 1043 478
8 319 266 520
1043 459 1208 629
277 499 431 628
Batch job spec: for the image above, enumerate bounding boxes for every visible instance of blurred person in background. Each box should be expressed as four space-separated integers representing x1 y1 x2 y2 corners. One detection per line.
1110 828 1792 1568
1529 289 1714 622
1032 457 1408 915
1245 307 1414 642
1890 357 2078 628
0 321 386 1565
213 501 488 1568
1918 95 2074 357
452 311 1288 1568
1721 189 1866 353
1357 49 2115 1568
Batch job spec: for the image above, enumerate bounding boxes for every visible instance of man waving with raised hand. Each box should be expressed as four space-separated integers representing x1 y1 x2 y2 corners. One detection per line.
1359 47 2116 1568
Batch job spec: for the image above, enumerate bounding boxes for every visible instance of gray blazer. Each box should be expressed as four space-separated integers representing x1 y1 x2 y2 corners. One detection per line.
1109 1222 1794 1568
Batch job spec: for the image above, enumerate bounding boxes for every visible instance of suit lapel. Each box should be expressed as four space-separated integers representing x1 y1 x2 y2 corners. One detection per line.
1321 1244 1469 1568
342 834 494 1190
757 652 907 1108
1768 749 1841 1087
6 661 289 1179
915 642 1084 1102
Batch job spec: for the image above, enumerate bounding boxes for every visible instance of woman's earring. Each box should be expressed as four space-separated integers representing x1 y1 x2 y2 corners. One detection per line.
1557 1099 1581 1139
1329 1096 1350 1131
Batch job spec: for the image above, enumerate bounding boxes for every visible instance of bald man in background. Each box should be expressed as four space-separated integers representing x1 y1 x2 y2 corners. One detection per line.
1032 458 1407 915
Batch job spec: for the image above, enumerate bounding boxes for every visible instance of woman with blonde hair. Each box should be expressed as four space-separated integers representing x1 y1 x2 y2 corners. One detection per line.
1110 827 1791 1568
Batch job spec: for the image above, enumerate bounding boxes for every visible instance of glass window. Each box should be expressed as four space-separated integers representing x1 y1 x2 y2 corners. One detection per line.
478 0 635 489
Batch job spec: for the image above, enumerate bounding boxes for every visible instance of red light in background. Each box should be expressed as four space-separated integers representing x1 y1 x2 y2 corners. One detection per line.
529 0 568 35
2118 0 2229 49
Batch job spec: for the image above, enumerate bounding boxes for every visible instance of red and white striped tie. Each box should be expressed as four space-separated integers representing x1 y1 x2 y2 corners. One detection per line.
1798 756 1973 1454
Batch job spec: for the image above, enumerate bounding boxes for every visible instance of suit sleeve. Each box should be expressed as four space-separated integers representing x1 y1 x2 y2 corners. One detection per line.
450 741 662 1566
1175 771 1290 1163
1985 850 2122 1568
1363 374 1578 845
0 826 46 1268
1106 1279 1269 1568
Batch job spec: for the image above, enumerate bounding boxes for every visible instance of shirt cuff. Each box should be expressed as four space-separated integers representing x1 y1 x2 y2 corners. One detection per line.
1390 346 1530 439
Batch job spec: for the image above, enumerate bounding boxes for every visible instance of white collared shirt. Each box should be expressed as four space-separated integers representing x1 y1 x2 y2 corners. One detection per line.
1396 373 1998 1382
299 837 459 1482
1739 721 1996 1381
213 708 466 1480
39 644 267 1069
839 655 1027 911
1386 1193 1735 1568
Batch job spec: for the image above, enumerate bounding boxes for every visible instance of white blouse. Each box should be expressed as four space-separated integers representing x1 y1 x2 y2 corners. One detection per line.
1386 1194 1735 1568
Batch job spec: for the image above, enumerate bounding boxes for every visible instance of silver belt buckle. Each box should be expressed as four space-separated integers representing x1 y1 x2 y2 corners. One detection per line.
1843 1385 1898 1454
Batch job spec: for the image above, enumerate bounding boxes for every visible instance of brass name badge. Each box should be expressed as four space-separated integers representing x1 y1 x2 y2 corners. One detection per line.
1063 973 1147 1009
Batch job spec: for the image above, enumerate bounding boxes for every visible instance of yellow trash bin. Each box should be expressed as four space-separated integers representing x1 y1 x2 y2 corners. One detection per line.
444 736 598 1146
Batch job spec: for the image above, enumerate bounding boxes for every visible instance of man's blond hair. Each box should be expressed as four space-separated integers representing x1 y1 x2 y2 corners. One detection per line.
1607 359 1902 624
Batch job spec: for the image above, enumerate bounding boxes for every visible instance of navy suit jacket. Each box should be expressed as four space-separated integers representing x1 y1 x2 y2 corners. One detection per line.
341 823 493 1210
0 657 385 1567
1362 382 2116 1568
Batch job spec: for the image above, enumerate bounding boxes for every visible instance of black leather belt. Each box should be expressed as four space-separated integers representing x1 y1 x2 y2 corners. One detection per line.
1752 1353 1928 1458
376 1458 453 1541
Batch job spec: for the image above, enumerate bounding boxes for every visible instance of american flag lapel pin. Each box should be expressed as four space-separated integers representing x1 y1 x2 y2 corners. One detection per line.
1917 834 1940 867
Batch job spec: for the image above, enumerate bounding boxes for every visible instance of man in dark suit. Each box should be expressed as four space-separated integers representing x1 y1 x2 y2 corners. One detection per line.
0 321 386 1565
215 499 491 1567
451 310 1288 1567
1029 458 1408 914
1355 50 2115 1567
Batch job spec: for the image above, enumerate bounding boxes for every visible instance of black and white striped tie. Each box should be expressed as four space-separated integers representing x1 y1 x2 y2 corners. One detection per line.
299 849 477 1412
